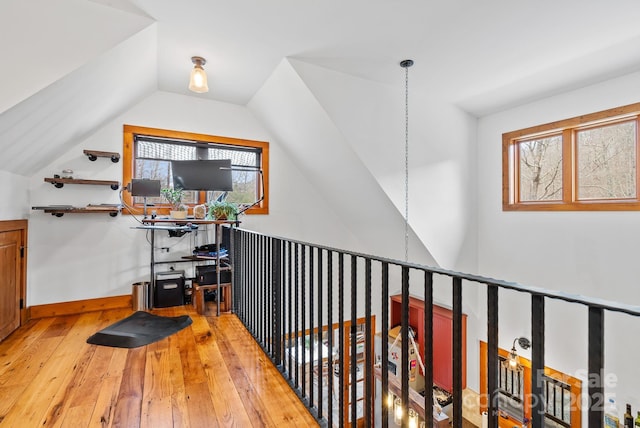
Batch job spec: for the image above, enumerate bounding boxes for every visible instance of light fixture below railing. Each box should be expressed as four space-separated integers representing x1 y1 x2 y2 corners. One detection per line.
188 56 209 93
504 337 531 371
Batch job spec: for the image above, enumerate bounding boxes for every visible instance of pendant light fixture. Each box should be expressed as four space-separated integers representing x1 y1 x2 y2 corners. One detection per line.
189 56 209 93
400 59 413 262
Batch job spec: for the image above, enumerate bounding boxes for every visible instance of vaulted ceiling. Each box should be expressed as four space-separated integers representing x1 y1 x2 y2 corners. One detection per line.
3 0 640 176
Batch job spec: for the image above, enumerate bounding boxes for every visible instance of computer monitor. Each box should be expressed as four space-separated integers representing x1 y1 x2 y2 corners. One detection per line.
130 179 161 197
171 159 233 191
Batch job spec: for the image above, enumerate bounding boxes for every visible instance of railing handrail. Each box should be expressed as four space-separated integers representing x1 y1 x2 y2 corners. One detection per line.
233 227 638 428
236 227 640 317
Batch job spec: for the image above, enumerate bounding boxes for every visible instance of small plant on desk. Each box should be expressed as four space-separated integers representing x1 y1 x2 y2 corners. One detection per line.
207 200 238 220
161 187 187 219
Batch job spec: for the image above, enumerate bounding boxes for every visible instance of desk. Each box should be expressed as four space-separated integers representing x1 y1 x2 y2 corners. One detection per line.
135 218 239 315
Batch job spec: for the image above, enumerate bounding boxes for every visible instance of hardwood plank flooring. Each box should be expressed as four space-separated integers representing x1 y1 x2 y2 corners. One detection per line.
0 305 319 428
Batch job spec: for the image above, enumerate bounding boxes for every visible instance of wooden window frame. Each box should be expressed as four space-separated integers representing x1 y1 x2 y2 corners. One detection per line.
479 341 582 428
503 102 640 211
122 125 269 216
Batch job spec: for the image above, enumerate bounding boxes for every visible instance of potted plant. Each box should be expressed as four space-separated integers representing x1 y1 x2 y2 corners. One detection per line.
208 200 238 220
161 187 188 219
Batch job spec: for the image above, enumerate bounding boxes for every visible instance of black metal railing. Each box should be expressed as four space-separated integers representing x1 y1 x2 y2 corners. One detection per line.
231 228 640 428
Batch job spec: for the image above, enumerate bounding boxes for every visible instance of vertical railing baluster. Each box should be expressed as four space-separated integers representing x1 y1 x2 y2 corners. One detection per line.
424 271 434 428
258 235 262 341
261 235 266 347
452 277 463 428
273 238 282 364
244 231 249 326
401 266 409 427
267 237 272 354
588 306 604 428
365 258 372 427
294 243 300 390
327 250 334 428
240 230 245 321
249 232 254 330
287 241 292 380
309 247 315 408
381 262 389 428
265 237 276 355
317 248 324 419
351 255 358 428
531 294 545 428
230 226 236 314
338 252 345 428
301 245 307 399
487 284 499 428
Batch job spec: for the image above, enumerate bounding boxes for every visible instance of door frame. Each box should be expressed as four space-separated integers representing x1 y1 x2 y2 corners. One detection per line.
0 220 28 326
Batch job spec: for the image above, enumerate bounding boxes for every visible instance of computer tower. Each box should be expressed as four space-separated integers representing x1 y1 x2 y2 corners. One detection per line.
154 270 185 308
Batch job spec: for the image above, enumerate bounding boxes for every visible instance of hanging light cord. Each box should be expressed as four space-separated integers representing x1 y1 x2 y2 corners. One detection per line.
401 59 413 262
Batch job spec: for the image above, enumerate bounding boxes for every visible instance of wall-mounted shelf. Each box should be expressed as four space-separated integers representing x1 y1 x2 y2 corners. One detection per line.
83 149 120 163
32 205 120 217
44 177 120 190
34 148 122 218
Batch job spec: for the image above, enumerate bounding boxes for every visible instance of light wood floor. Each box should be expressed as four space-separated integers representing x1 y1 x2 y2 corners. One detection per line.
0 305 319 427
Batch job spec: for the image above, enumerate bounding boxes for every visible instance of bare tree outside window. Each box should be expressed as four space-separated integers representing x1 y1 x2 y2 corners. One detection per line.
503 102 640 211
519 135 563 202
577 121 636 200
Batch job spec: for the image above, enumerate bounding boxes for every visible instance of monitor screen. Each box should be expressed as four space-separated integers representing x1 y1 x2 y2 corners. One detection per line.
171 159 233 191
130 178 161 197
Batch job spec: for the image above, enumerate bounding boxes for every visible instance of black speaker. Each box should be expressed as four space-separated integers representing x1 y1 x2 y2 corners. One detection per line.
154 271 185 308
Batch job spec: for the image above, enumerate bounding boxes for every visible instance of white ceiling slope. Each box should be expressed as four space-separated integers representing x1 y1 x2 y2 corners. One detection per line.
3 0 640 175
108 0 640 115
250 59 437 265
0 0 153 115
0 26 158 176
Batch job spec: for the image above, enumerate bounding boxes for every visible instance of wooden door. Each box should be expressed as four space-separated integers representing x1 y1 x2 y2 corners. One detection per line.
0 220 27 342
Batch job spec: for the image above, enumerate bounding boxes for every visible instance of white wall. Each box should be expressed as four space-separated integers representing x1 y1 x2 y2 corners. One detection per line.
279 59 479 273
0 170 29 220
477 70 640 412
26 91 360 306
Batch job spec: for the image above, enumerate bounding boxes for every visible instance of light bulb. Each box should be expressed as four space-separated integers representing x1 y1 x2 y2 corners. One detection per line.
508 348 519 369
408 409 418 428
386 393 394 409
394 397 403 424
188 57 209 93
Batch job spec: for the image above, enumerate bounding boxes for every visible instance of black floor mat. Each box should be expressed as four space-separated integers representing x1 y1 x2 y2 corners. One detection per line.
86 311 192 348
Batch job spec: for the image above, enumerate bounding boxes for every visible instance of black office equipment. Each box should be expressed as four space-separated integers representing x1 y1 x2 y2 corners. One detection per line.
171 159 233 191
130 178 161 196
196 265 231 285
154 270 185 308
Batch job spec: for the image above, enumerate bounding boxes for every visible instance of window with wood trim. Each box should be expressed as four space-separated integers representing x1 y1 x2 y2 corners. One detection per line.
480 341 581 428
122 125 269 216
503 102 640 211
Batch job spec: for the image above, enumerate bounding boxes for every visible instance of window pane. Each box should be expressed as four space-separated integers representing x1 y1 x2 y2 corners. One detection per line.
134 138 261 206
577 121 636 200
133 159 170 205
137 140 196 160
207 147 259 203
518 135 563 201
207 147 257 166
